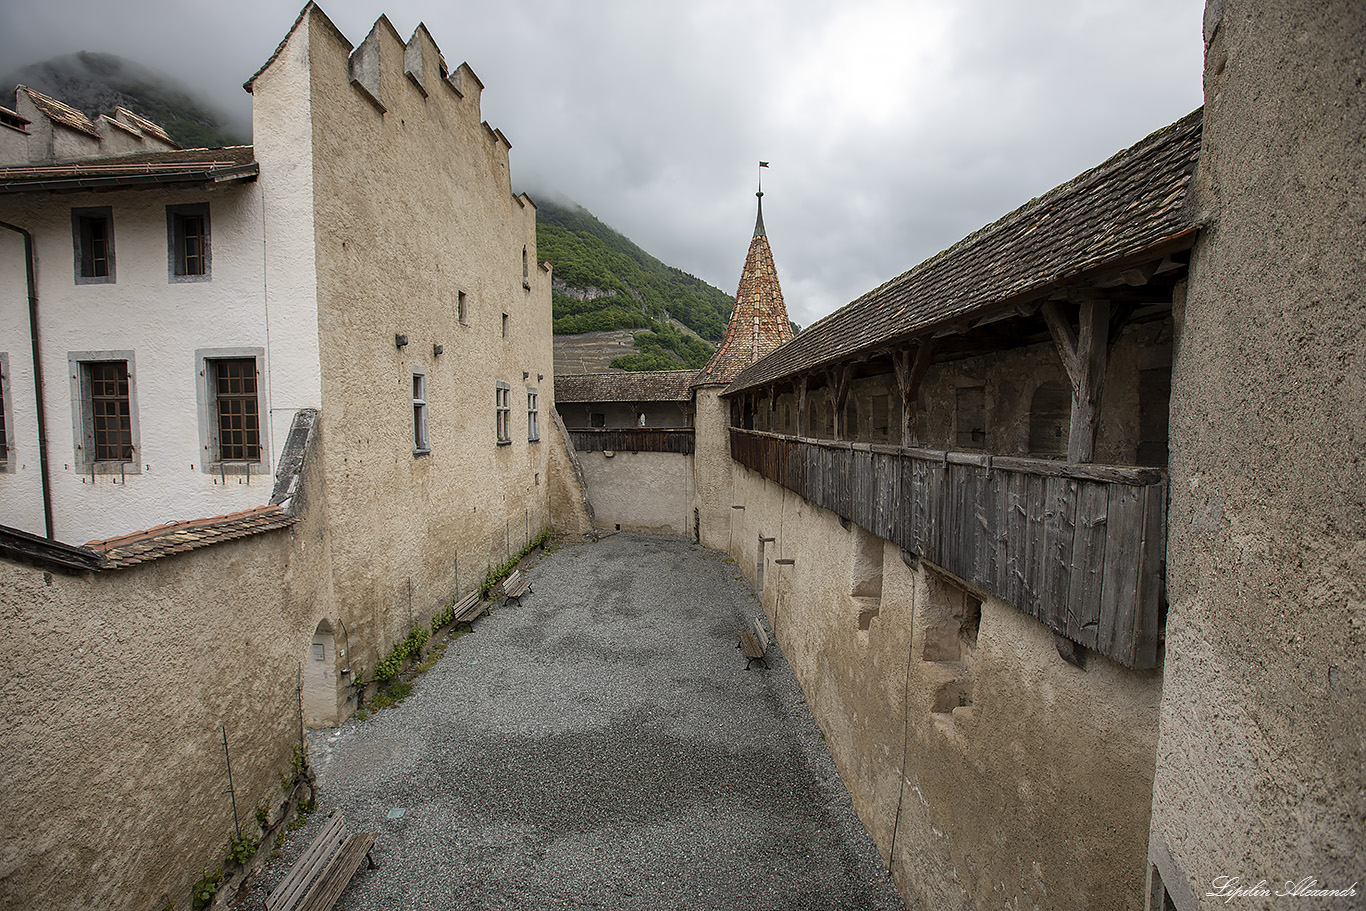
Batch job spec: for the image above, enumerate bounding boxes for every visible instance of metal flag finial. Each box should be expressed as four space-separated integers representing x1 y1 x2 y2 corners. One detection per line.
758 161 769 196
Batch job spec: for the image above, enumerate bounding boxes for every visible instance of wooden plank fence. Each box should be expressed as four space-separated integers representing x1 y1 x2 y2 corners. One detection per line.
569 428 695 454
730 428 1165 668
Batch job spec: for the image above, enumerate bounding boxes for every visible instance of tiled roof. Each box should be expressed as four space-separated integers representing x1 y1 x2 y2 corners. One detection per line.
556 369 700 404
113 106 178 146
0 145 257 191
19 86 99 138
726 109 1204 394
85 505 295 569
694 195 794 386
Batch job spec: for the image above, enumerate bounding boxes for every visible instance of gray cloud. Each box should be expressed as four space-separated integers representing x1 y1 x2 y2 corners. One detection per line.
0 0 1205 326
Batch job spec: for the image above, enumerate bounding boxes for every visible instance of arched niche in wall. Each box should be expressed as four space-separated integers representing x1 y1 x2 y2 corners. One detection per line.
303 619 339 728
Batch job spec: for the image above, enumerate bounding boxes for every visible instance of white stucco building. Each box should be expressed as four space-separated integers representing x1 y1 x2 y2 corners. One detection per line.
0 8 572 908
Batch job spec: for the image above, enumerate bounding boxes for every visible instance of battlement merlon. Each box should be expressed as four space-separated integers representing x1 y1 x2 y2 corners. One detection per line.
246 4 484 119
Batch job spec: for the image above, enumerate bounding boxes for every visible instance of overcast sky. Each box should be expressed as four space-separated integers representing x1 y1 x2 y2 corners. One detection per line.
1 0 1206 327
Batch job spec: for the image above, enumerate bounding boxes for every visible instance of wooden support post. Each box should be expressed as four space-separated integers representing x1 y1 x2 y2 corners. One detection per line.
796 375 808 437
893 339 936 446
1042 299 1111 463
827 365 853 440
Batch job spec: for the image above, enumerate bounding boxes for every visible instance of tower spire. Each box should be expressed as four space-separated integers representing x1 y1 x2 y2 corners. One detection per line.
755 161 768 237
694 171 793 386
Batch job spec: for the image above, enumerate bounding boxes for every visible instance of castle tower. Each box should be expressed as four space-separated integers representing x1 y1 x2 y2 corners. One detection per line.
691 188 794 547
694 191 794 385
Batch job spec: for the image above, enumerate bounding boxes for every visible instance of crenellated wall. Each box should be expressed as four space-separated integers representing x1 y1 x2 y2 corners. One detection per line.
252 5 556 704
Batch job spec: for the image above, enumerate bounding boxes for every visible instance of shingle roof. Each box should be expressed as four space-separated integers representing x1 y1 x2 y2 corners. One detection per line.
18 85 99 138
726 109 1204 394
556 369 700 404
85 505 295 569
0 145 257 192
694 195 794 386
113 106 178 146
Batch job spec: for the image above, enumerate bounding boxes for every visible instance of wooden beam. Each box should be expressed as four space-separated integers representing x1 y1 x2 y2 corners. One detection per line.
892 339 936 446
1043 300 1112 463
827 365 853 439
1041 302 1081 390
796 375 808 437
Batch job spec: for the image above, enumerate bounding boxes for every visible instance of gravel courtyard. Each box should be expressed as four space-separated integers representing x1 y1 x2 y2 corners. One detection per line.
247 532 905 911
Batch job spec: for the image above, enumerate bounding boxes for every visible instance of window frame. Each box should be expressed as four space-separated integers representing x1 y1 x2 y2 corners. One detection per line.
412 368 430 456
167 202 211 282
68 351 140 475
526 387 540 442
195 348 266 474
496 381 511 445
0 352 13 473
71 206 115 284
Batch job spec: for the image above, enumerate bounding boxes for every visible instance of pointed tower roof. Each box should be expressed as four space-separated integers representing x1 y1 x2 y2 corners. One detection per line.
694 191 794 386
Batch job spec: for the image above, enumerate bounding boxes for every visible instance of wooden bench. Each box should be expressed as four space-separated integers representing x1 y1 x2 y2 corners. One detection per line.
452 590 485 628
267 810 376 911
501 569 533 606
738 617 770 669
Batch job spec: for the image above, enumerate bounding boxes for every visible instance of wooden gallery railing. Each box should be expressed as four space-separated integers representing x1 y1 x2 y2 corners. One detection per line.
730 428 1166 669
568 428 696 454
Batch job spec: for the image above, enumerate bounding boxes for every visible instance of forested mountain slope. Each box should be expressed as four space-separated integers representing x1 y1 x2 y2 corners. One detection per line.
536 197 734 371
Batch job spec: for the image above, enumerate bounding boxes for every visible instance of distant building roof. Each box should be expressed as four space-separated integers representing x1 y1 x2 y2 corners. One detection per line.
556 369 700 404
18 85 99 138
113 106 177 146
694 193 794 386
725 108 1204 394
0 144 257 193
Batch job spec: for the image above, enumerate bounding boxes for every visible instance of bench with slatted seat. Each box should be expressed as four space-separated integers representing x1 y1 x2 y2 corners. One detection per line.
452 589 485 628
267 810 376 911
738 616 770 669
501 569 532 606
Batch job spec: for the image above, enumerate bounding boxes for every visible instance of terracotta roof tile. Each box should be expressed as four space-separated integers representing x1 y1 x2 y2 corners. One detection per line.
725 109 1203 394
695 197 794 386
556 369 699 404
85 504 295 569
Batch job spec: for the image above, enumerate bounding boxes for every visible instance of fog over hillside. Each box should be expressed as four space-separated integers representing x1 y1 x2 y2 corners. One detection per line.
3 51 246 149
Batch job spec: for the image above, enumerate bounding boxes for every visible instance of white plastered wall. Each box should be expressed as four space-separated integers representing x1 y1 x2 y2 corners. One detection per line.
0 180 306 543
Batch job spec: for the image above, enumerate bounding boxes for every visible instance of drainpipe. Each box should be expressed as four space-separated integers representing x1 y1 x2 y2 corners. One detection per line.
0 220 54 539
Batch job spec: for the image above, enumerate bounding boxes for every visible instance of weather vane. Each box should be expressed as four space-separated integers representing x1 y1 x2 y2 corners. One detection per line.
758 161 769 197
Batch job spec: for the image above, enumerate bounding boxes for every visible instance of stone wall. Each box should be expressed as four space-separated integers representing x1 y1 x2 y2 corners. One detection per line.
577 450 693 536
255 9 556 708
1150 1 1366 905
0 431 332 911
726 466 1162 910
691 385 734 550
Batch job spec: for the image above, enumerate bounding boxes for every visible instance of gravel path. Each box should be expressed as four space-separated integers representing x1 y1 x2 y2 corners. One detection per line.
239 533 905 911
